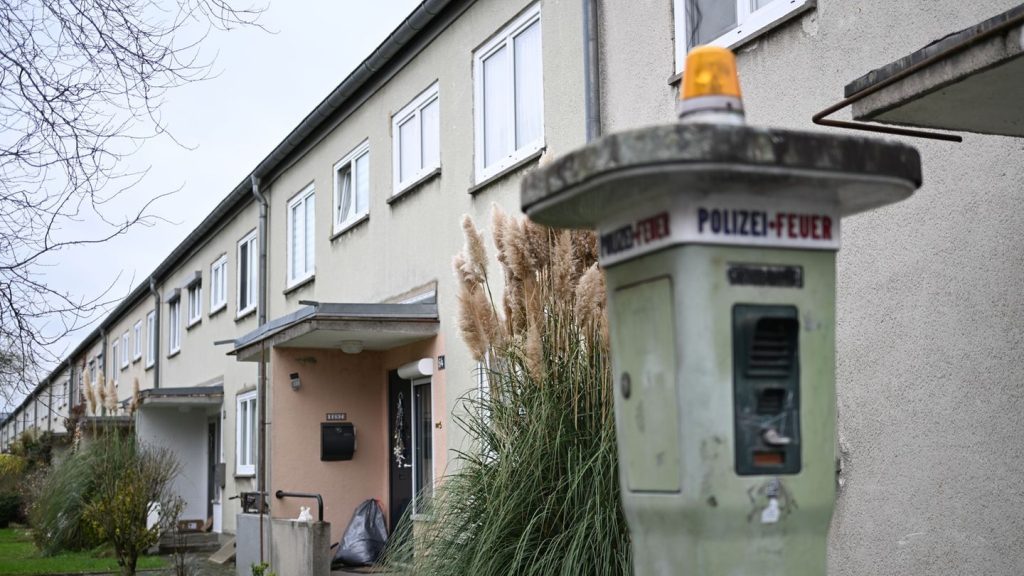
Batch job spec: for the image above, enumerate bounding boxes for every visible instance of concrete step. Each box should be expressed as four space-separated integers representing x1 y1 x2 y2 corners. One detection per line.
158 531 223 554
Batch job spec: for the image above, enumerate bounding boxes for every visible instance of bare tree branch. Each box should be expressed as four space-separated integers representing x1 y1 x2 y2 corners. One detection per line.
0 0 265 406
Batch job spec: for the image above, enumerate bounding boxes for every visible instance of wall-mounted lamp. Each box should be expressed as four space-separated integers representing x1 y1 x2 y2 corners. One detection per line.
339 340 363 354
290 372 301 391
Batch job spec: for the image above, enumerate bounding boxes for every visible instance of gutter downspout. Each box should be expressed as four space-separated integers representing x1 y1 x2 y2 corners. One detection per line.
251 174 269 564
583 0 602 142
149 278 161 389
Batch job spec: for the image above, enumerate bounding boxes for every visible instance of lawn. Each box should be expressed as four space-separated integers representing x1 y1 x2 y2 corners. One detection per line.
0 528 167 575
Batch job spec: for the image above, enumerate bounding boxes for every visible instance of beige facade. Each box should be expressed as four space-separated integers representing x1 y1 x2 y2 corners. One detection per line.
5 1 1018 573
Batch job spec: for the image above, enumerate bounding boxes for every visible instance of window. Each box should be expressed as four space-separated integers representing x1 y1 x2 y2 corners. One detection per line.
187 282 202 327
333 141 370 233
120 332 129 369
132 321 142 361
210 255 228 313
412 379 433 513
111 340 119 383
474 4 543 183
393 83 440 194
88 359 96 386
287 185 316 286
168 298 181 355
237 230 258 317
673 0 814 71
236 391 257 476
146 311 156 368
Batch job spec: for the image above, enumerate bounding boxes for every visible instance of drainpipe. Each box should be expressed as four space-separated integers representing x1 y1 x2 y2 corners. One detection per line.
251 174 269 563
583 0 602 142
149 278 161 389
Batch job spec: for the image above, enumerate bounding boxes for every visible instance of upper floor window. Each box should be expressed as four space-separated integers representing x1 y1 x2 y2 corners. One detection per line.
474 4 543 183
287 185 316 286
168 297 181 355
210 255 228 313
187 280 202 327
132 321 142 361
334 141 370 234
120 332 130 369
146 311 156 368
237 230 258 317
393 82 440 195
673 0 814 71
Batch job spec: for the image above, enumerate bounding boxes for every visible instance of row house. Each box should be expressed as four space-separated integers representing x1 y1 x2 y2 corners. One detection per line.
4 1 1023 574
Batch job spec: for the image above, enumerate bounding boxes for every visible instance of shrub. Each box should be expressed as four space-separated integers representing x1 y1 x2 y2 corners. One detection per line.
382 210 629 575
0 491 21 527
82 433 182 576
29 439 103 554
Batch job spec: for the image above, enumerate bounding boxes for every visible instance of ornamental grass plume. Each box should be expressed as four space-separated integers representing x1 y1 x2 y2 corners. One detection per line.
383 208 627 575
82 370 96 416
95 373 106 416
129 377 141 415
104 372 118 414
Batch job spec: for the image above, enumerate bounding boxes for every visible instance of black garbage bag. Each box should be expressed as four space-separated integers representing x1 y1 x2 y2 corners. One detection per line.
333 499 388 567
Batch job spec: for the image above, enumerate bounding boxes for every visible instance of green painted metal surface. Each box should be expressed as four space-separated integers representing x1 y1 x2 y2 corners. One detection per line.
607 245 836 576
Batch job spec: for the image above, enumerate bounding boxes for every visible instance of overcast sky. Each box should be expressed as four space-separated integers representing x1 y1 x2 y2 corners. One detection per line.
10 1 420 410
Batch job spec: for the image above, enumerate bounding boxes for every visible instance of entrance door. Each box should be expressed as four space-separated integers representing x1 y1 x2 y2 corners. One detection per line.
207 419 218 522
388 370 412 532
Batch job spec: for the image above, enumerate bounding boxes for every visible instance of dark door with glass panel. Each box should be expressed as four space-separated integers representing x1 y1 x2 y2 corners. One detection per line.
388 370 412 533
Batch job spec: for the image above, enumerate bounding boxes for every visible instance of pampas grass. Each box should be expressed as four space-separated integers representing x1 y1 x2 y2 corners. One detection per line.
383 208 627 575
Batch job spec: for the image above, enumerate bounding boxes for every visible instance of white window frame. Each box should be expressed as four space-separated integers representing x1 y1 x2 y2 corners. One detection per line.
673 0 815 72
236 391 257 476
132 321 142 362
210 255 228 314
237 230 259 318
168 298 181 355
120 332 129 369
187 282 202 327
411 377 435 516
333 140 371 234
111 340 119 383
473 4 544 183
146 311 156 368
392 82 441 195
286 184 316 287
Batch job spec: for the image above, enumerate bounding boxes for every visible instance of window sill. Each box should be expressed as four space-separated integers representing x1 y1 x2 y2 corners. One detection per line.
132 356 141 364
167 349 181 359
236 308 256 323
145 363 154 372
388 168 441 206
186 318 202 331
468 148 544 196
209 303 227 318
234 472 255 479
283 275 315 296
331 213 369 241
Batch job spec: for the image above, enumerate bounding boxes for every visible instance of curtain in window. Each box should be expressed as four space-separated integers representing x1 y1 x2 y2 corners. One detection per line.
421 98 440 170
483 45 510 167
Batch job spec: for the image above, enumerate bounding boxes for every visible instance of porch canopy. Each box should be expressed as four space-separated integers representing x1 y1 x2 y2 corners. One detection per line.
136 385 223 408
846 5 1024 137
231 302 439 362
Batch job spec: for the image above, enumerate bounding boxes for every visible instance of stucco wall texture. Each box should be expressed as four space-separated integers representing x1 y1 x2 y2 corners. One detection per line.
599 1 1024 574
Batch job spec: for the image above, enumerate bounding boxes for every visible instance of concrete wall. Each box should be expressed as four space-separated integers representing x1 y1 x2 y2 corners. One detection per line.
599 1 1024 574
137 406 213 521
270 519 331 576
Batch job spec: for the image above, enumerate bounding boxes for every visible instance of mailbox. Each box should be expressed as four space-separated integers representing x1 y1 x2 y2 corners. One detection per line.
521 47 922 575
321 422 356 461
